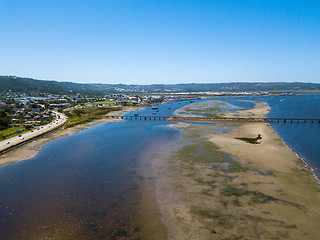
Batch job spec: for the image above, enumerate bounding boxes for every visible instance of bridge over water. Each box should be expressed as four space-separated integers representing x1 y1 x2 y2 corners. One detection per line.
109 116 320 124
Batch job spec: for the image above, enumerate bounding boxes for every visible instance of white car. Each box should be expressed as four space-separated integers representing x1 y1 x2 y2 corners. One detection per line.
6 141 10 144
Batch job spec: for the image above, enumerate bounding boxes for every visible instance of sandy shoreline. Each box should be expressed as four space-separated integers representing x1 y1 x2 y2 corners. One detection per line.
154 101 320 239
0 106 142 167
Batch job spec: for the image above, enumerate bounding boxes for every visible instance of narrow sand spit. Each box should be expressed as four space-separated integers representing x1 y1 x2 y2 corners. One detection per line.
0 106 141 166
154 101 320 240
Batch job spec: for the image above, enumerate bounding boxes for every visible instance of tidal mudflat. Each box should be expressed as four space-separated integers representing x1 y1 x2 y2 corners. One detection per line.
154 101 320 239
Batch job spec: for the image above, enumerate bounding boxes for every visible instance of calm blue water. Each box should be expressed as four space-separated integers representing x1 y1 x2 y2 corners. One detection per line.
0 121 180 239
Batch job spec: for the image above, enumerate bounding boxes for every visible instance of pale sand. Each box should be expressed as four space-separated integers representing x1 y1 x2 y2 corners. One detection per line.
0 106 141 166
154 101 320 239
223 101 271 118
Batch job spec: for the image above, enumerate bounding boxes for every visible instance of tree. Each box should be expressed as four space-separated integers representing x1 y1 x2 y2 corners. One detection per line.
0 117 10 130
25 125 33 130
73 109 84 117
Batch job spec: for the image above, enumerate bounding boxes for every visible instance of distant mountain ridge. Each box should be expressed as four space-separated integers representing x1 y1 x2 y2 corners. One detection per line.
1 76 320 94
0 76 104 95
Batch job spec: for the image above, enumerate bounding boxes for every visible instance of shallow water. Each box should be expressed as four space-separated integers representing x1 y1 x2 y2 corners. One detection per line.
0 120 179 239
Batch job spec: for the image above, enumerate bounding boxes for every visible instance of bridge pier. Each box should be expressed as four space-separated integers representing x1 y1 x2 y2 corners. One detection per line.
118 116 319 123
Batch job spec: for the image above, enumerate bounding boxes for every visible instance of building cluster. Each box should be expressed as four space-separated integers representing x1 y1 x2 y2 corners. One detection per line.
0 99 53 124
0 89 276 134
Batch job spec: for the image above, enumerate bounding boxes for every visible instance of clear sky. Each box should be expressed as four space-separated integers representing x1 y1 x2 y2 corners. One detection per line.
0 0 319 84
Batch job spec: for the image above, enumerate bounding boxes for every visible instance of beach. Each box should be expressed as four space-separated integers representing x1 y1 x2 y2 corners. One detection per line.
154 101 320 239
0 106 141 167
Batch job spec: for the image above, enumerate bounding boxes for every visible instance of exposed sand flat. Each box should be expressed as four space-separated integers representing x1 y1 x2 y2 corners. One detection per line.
211 122 297 173
0 106 141 166
210 122 320 238
154 100 320 240
223 101 271 118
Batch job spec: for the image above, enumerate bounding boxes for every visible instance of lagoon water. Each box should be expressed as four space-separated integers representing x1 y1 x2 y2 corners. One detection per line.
0 120 180 239
0 94 319 239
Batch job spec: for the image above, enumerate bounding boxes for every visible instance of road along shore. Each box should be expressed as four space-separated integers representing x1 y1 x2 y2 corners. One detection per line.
0 106 141 167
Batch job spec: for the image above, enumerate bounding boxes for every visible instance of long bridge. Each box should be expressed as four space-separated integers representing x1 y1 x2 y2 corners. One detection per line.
109 115 320 124
114 115 170 120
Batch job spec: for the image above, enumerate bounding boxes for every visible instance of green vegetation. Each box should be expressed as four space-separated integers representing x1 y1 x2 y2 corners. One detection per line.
0 109 12 130
222 186 248 197
0 127 25 136
201 189 214 196
0 76 104 95
2 75 320 94
0 126 36 140
176 100 234 118
190 205 230 227
92 101 118 106
176 141 231 164
235 134 262 144
232 198 241 206
64 106 122 128
176 139 248 173
190 205 214 218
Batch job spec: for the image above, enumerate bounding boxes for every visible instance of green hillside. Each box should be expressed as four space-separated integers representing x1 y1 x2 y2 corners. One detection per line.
1 75 319 94
0 76 103 95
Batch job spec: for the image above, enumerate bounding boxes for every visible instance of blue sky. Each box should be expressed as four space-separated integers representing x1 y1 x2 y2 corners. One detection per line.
0 0 319 84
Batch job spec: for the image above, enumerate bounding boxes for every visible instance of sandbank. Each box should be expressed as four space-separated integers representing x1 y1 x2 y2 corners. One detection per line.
154 101 320 239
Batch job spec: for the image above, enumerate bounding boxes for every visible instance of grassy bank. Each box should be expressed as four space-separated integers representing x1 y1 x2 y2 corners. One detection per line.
64 106 122 128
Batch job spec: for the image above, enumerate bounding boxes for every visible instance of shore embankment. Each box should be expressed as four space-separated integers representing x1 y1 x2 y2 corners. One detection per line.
0 106 142 167
0 111 67 154
154 101 320 239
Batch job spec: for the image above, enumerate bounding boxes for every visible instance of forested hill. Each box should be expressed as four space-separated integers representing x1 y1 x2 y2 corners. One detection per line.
160 82 320 92
1 76 320 94
0 76 104 95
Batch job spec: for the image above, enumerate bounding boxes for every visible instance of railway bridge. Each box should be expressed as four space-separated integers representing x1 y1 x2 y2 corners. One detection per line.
109 115 320 124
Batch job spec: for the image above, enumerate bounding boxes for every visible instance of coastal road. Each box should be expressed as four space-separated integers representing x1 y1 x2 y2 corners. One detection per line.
0 111 67 153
